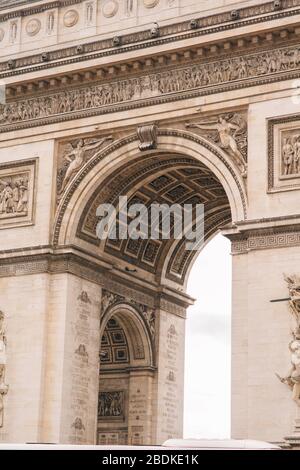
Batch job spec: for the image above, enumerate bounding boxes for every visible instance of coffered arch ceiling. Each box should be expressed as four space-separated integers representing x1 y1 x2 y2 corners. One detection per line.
76 151 232 286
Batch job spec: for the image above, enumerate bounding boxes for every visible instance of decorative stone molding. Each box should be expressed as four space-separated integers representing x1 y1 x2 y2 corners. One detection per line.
143 0 159 8
2 43 300 134
230 226 300 254
0 310 8 428
137 124 157 151
268 114 300 192
25 18 41 36
54 130 247 250
0 158 37 229
0 2 300 81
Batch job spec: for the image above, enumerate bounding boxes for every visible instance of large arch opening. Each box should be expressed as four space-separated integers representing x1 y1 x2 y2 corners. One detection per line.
184 233 232 439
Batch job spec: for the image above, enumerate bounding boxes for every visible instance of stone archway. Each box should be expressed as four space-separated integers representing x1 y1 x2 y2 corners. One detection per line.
98 301 154 445
46 128 246 445
54 129 246 288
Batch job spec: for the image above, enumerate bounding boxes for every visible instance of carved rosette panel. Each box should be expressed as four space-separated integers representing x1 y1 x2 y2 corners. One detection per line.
101 289 156 339
0 159 37 229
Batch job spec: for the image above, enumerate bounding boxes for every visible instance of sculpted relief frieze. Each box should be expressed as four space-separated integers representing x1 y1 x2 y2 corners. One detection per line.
0 159 37 229
1 44 300 132
277 276 300 407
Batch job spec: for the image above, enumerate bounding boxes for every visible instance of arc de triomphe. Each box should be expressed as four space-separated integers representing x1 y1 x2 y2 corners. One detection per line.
0 0 300 448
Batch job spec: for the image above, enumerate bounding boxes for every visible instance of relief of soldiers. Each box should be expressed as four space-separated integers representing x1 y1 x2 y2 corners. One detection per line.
0 177 29 215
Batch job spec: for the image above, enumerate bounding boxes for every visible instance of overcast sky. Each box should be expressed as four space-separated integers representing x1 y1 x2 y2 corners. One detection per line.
184 234 231 439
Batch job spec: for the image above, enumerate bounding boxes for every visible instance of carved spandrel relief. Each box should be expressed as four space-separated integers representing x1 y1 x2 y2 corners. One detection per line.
101 289 156 340
186 112 247 177
3 44 300 132
0 311 8 428
56 136 114 196
0 159 36 229
98 391 124 419
276 276 300 406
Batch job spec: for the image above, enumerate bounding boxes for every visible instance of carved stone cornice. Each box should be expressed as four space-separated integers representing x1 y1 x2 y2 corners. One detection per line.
1 1 300 80
2 42 300 136
0 247 189 316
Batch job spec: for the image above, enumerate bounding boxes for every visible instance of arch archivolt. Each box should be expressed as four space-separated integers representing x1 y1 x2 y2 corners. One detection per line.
52 128 247 286
100 299 155 369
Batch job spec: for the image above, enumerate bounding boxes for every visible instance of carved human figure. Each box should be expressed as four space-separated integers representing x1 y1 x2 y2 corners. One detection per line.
293 136 300 174
0 311 8 428
282 138 294 175
0 182 13 214
17 178 28 213
186 116 247 176
0 311 6 382
278 339 300 407
60 136 113 193
285 275 300 323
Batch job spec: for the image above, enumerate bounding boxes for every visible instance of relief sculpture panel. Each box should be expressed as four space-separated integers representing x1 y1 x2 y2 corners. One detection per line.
2 44 300 132
0 159 37 229
268 115 300 192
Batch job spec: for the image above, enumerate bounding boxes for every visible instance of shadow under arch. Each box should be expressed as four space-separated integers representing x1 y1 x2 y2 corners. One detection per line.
97 302 155 445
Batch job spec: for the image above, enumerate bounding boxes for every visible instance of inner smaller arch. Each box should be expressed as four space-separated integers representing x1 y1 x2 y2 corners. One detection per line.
97 309 154 446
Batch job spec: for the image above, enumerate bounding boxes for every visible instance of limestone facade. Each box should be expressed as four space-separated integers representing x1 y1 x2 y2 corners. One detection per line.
0 0 300 447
